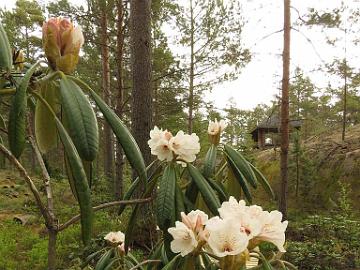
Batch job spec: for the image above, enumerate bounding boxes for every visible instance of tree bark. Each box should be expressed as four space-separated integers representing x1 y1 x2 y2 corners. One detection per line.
99 0 114 180
279 0 291 219
130 0 152 166
115 0 125 199
188 0 195 133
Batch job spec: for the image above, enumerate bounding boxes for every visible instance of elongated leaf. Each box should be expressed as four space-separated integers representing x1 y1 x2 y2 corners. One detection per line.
87 87 146 183
60 77 98 161
156 164 177 230
187 164 220 215
8 62 40 158
203 144 217 178
55 117 93 245
161 254 181 270
95 249 113 270
226 156 252 203
0 22 12 71
224 145 257 188
175 182 185 219
35 82 59 153
248 162 275 199
207 178 228 203
185 181 198 205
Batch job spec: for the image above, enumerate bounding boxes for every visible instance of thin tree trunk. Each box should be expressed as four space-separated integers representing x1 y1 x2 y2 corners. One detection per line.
188 0 195 134
115 0 124 199
99 1 114 180
48 229 57 270
279 0 291 219
130 0 152 166
342 59 347 141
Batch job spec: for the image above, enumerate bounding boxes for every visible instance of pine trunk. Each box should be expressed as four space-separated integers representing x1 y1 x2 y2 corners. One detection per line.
130 0 152 166
115 0 124 199
279 0 291 219
99 1 114 180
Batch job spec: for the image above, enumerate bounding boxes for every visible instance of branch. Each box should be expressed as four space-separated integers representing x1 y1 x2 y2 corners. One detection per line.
0 143 52 226
129 259 161 270
27 116 56 222
58 197 152 231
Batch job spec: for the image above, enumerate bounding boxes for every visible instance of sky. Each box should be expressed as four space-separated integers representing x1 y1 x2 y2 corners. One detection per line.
0 0 359 111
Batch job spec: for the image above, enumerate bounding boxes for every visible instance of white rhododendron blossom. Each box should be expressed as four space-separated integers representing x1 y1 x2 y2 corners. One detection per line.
167 197 288 258
147 126 173 161
168 221 198 256
206 217 249 257
148 127 200 166
253 210 288 252
208 118 227 135
169 131 200 165
218 197 263 238
104 231 125 244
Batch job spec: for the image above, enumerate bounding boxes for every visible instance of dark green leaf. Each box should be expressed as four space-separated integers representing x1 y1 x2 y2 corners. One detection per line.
0 22 12 71
203 144 217 178
8 62 40 158
226 156 252 203
187 164 220 215
87 86 147 183
60 77 98 161
156 164 177 230
224 145 257 188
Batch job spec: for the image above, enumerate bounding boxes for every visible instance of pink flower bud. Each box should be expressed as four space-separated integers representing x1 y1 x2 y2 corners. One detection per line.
42 17 84 74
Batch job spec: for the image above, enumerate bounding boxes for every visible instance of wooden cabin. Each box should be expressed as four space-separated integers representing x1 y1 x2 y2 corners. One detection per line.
250 115 302 149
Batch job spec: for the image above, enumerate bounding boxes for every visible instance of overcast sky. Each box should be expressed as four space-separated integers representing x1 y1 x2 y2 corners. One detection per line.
1 0 358 111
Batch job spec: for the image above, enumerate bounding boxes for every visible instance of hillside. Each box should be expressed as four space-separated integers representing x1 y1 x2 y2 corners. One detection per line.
254 124 360 212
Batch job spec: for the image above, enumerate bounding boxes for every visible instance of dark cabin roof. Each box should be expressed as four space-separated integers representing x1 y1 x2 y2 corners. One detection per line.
251 115 302 136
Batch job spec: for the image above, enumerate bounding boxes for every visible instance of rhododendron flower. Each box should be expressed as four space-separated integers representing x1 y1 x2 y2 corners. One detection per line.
181 210 208 235
206 217 249 257
218 197 263 238
169 131 200 165
42 17 84 74
208 119 227 144
148 127 200 166
104 231 125 244
147 126 173 161
208 119 227 135
253 210 288 252
168 221 198 256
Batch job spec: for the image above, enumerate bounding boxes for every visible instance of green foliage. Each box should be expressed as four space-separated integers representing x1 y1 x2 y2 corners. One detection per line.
60 76 99 162
8 61 40 158
156 164 177 230
286 214 360 270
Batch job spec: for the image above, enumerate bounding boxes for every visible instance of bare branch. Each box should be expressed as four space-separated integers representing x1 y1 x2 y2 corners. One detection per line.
27 116 56 221
58 197 153 231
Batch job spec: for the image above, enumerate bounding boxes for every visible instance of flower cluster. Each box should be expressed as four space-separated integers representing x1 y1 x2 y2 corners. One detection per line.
168 197 288 258
42 17 84 74
104 231 125 253
148 126 200 166
208 119 227 145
